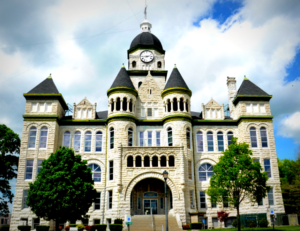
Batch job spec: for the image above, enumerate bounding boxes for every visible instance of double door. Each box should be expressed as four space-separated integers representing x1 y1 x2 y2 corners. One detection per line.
144 199 157 215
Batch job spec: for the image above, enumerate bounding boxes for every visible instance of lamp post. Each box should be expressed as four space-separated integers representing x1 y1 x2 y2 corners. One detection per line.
163 170 169 231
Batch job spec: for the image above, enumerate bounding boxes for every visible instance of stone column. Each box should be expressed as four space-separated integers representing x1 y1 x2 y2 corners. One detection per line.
120 100 123 111
142 158 144 167
166 159 169 167
177 100 180 111
171 101 173 112
158 157 161 167
133 159 136 168
127 101 129 112
183 100 186 112
114 100 116 112
150 159 152 167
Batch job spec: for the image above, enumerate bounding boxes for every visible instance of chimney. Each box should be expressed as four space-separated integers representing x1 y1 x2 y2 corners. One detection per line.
227 77 237 114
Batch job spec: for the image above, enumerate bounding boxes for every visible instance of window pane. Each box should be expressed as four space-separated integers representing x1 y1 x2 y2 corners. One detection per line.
168 129 173 146
188 161 192 180
156 131 161 146
23 190 28 208
186 129 191 149
246 104 251 112
217 132 224 151
110 129 114 149
250 128 257 148
227 132 233 146
31 103 37 112
46 103 52 112
253 104 258 112
63 131 71 148
260 104 266 113
200 191 206 208
139 132 144 146
207 132 214 152
197 132 203 152
77 108 81 118
37 160 43 175
74 132 81 151
88 109 92 118
206 109 210 119
264 159 271 178
109 161 113 180
39 127 48 148
148 131 152 146
82 109 87 118
95 132 102 152
128 129 133 147
147 108 152 117
85 132 92 152
211 109 215 119
39 103 45 112
260 128 268 148
28 127 37 148
25 160 34 180
268 188 274 205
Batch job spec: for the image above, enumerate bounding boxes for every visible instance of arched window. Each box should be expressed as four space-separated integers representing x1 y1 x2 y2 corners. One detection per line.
129 99 133 112
152 156 158 167
132 61 136 68
95 131 102 152
260 127 268 148
167 99 171 112
128 128 133 146
173 98 178 111
88 164 101 182
127 156 133 167
180 98 184 111
186 128 191 149
39 126 48 148
161 156 167 167
196 131 203 152
169 156 175 167
167 127 173 146
136 156 141 167
227 132 233 146
116 98 121 111
63 131 71 148
217 132 224 151
144 156 150 167
207 132 214 152
74 131 81 151
138 81 142 88
186 99 189 112
157 61 162 68
123 98 127 111
199 163 214 182
110 99 114 112
28 126 37 148
250 127 257 148
110 128 114 149
85 131 92 152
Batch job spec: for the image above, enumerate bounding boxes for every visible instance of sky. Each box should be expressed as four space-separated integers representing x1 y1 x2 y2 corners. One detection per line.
1 0 300 212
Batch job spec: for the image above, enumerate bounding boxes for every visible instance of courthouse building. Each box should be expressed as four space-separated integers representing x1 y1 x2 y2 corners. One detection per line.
11 18 285 230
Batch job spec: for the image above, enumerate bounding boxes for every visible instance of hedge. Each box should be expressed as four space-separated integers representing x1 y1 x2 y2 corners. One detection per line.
114 219 123 225
18 226 31 231
95 225 107 231
0 225 10 231
109 224 123 231
69 224 77 228
36 225 50 231
190 222 203 229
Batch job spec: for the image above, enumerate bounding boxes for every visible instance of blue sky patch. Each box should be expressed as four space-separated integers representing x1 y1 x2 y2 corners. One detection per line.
285 49 300 83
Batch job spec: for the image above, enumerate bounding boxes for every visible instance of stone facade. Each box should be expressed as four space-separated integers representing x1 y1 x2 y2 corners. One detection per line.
11 19 285 231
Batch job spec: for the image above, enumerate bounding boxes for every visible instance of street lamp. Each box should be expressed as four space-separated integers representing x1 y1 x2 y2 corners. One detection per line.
163 170 169 231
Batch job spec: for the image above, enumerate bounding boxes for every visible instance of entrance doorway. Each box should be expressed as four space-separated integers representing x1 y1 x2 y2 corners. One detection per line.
144 199 157 215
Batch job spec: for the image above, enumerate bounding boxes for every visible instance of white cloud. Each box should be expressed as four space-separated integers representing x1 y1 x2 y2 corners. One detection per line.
278 112 300 143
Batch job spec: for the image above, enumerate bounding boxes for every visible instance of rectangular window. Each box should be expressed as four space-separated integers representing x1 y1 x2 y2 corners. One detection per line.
25 160 34 180
154 108 159 117
77 108 81 118
211 109 216 119
33 218 40 229
108 190 113 209
88 109 92 118
94 220 100 225
156 131 161 146
206 109 210 119
147 131 152 146
160 197 164 209
138 198 141 210
46 103 52 112
246 104 251 112
94 192 101 210
268 188 274 205
260 104 266 113
200 191 206 208
38 103 45 112
188 161 192 180
139 132 144 146
37 160 43 176
253 104 258 112
147 108 152 117
82 109 87 118
264 159 272 178
217 109 221 118
190 190 194 208
141 108 145 117
31 103 37 112
23 190 28 209
109 161 113 180
254 158 260 163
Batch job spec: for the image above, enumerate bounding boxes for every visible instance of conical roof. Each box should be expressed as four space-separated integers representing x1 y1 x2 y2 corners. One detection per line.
28 76 59 94
110 67 135 89
237 78 269 95
164 67 189 90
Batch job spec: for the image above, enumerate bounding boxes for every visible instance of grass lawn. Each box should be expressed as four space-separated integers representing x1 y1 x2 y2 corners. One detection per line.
213 226 300 231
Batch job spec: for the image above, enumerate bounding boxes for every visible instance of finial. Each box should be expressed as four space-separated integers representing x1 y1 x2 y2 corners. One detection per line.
174 64 177 68
47 73 52 79
122 63 125 68
144 0 147 20
244 75 249 80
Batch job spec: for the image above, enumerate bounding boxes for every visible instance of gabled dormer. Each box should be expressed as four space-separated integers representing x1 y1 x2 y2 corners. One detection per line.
202 98 225 120
73 97 97 119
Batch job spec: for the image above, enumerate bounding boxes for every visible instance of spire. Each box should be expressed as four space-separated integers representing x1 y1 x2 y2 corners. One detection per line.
28 75 59 94
237 78 269 95
110 66 135 89
164 66 189 90
141 3 151 33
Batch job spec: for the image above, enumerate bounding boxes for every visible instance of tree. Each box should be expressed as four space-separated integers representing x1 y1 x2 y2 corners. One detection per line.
206 137 270 231
0 124 20 216
27 147 97 231
278 158 300 214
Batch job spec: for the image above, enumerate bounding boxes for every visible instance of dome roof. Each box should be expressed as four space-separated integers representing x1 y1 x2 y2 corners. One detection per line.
130 32 163 50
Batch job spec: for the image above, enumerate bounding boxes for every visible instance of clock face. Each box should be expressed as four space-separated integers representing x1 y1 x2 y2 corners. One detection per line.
140 50 154 63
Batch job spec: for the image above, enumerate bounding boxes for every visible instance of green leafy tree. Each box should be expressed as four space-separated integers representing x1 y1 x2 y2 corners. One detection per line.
206 137 270 231
0 124 20 216
278 158 300 214
27 147 97 231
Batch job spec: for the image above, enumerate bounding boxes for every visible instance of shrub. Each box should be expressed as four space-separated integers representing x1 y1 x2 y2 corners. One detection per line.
249 220 256 228
109 224 123 231
69 224 77 227
0 225 10 231
76 224 85 230
36 225 50 231
85 225 91 230
114 218 123 225
259 218 269 227
95 225 107 231
190 222 202 229
232 219 238 228
182 224 190 230
18 226 31 231
65 226 70 231
90 225 96 231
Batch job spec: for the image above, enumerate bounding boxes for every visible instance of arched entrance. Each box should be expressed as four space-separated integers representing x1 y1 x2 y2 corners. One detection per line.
130 178 173 215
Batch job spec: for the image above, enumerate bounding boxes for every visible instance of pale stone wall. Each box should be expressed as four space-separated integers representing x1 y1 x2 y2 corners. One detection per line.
24 100 65 118
128 49 165 71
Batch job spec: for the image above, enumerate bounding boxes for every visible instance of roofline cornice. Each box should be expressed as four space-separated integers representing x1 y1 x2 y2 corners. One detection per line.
23 93 68 110
232 95 272 106
107 87 138 98
161 87 192 98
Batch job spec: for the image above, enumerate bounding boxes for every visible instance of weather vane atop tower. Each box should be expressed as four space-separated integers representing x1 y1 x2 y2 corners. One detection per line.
144 0 147 20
